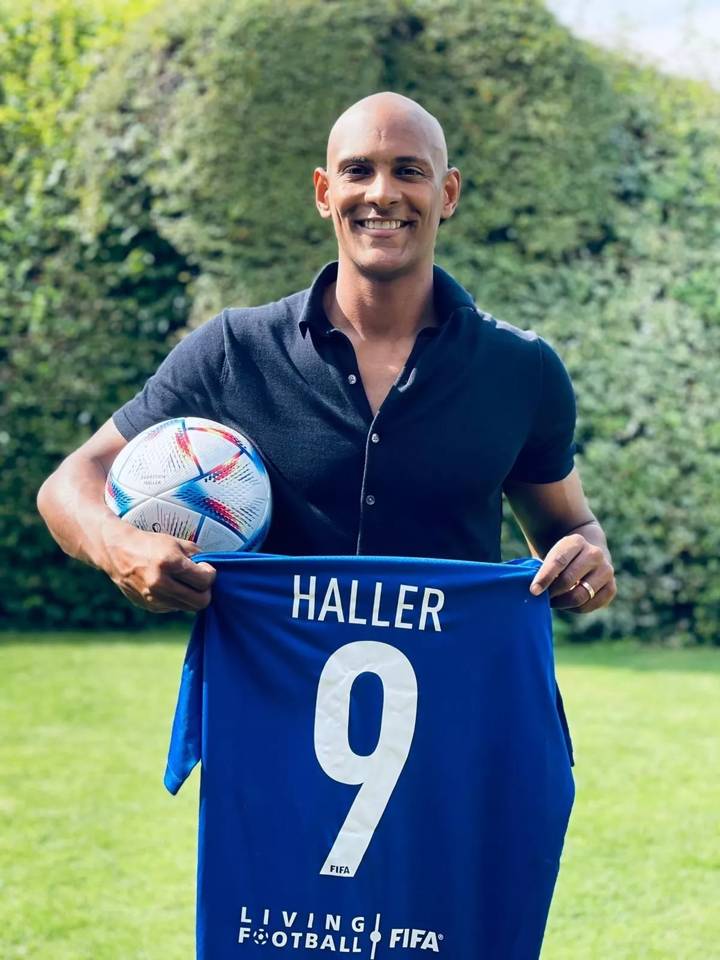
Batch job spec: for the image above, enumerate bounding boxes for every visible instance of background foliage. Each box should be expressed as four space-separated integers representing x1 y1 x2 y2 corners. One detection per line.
2 0 718 641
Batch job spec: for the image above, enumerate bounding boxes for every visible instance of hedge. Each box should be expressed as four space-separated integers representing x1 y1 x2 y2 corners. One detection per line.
2 0 718 641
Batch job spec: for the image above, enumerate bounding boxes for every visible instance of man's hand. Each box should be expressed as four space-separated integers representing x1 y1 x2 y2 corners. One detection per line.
504 469 616 615
529 533 616 613
36 417 216 613
100 516 216 614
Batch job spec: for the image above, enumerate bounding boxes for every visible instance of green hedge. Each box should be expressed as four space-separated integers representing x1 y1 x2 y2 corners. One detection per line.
2 0 718 641
0 0 191 628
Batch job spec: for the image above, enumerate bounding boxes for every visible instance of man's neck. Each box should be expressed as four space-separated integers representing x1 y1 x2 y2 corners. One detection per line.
324 258 437 342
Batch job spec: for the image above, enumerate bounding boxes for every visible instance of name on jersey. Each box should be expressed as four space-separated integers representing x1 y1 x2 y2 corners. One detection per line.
291 576 445 632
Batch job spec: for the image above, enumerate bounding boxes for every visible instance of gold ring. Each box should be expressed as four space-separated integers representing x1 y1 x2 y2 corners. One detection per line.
579 579 595 601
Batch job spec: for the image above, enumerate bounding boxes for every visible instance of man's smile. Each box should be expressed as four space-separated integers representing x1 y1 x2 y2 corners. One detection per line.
353 218 415 235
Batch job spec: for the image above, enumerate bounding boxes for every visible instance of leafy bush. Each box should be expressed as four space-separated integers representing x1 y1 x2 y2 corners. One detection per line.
0 0 190 628
3 0 718 641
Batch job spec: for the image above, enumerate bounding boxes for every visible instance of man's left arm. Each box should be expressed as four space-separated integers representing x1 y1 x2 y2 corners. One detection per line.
504 467 616 613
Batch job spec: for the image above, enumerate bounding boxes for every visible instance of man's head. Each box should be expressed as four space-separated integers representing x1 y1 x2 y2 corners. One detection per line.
314 92 461 280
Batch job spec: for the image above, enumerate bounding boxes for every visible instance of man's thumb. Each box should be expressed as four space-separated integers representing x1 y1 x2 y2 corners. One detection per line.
177 538 202 556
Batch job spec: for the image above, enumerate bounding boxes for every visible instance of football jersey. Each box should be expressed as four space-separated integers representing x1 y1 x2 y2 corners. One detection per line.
165 554 575 960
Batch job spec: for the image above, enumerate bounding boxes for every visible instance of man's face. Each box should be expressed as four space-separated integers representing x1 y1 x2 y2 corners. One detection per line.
314 106 460 279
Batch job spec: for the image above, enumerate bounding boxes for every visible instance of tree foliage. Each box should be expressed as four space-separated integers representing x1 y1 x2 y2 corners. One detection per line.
2 0 718 641
0 0 191 627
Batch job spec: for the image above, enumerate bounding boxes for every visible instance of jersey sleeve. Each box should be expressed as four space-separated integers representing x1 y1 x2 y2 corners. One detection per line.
505 337 576 484
112 312 227 441
164 611 205 795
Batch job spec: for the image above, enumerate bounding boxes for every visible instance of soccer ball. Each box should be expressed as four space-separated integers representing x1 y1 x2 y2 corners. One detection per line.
104 417 272 552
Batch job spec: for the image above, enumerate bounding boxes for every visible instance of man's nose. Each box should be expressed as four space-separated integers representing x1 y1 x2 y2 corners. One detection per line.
364 170 400 207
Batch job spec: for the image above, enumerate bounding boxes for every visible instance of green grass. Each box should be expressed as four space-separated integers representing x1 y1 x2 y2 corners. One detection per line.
544 643 720 960
1 633 718 959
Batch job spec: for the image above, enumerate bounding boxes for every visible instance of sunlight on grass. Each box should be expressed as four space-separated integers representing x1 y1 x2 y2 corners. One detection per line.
545 643 720 959
0 633 198 960
1 633 718 959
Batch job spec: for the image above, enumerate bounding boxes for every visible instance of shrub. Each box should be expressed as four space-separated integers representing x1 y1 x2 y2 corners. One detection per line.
4 0 718 641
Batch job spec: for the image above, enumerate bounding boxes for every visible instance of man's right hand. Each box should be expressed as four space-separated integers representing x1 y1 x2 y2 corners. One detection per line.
37 416 217 614
99 517 217 614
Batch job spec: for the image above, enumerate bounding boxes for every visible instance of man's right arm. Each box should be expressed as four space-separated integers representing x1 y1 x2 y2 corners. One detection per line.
36 418 216 613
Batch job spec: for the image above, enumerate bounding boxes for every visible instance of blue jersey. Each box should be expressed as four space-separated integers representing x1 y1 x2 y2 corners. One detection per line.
166 554 574 959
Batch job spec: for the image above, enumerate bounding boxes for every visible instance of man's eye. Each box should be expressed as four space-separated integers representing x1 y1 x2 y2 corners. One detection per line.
398 167 423 176
344 166 368 176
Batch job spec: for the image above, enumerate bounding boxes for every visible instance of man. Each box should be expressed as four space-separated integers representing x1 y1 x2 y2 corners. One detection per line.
37 92 616 615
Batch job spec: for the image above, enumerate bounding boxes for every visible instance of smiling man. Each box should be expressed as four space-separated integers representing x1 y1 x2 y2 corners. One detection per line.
311 92 615 610
319 94 455 284
37 91 615 616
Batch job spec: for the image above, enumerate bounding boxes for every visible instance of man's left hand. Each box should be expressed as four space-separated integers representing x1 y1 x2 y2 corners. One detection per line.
529 533 616 613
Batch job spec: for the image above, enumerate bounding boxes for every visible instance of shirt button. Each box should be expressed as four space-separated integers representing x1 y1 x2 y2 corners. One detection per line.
370 432 380 444
365 494 376 506
347 374 357 385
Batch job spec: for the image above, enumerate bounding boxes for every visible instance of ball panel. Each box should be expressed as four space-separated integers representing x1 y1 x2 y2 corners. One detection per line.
122 498 202 541
185 419 246 473
105 473 144 517
106 435 139 480
162 453 271 541
195 515 245 552
117 420 201 495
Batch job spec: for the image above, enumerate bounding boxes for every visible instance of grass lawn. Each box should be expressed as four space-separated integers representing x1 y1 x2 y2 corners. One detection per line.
1 631 718 959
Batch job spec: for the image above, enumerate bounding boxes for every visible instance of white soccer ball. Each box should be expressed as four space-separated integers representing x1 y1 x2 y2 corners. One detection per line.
104 417 272 552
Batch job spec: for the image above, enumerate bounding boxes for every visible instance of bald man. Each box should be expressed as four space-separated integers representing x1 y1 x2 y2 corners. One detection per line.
37 92 616 615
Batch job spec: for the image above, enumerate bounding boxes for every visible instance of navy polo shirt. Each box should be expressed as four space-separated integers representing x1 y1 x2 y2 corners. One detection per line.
112 261 576 561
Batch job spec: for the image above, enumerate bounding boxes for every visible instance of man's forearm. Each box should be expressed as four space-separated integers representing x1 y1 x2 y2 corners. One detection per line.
36 454 125 572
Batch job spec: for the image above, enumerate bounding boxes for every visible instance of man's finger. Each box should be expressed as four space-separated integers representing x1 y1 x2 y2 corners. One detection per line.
547 557 596 598
152 580 214 612
553 579 616 613
551 581 594 610
574 579 617 614
529 539 584 595
174 554 217 589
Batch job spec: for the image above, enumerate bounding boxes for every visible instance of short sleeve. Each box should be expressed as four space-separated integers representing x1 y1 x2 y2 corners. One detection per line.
112 312 227 441
506 338 576 484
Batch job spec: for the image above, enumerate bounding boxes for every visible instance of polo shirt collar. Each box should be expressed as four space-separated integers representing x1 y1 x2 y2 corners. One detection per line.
297 261 477 334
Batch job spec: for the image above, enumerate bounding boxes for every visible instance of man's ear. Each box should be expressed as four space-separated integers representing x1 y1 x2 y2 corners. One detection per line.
313 168 332 219
440 167 461 223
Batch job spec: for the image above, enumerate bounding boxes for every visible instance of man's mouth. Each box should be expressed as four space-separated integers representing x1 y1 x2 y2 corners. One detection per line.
354 219 412 231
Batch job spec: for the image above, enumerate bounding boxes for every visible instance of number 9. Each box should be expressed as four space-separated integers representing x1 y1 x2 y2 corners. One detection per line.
314 640 418 878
